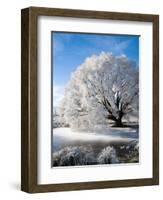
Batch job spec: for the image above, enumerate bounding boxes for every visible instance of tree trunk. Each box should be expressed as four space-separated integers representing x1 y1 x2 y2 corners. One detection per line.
114 110 124 127
115 118 123 127
107 112 124 127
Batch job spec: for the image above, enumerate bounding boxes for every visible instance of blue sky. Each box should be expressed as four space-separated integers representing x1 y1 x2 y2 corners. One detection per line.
52 32 139 106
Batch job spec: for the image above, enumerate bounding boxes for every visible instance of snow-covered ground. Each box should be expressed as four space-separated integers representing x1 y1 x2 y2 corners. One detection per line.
53 127 138 151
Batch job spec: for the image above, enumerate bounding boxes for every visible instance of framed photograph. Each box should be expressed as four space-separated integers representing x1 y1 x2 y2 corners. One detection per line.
21 7 159 193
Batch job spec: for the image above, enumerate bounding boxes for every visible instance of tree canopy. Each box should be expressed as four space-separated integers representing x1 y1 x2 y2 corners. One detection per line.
60 52 139 129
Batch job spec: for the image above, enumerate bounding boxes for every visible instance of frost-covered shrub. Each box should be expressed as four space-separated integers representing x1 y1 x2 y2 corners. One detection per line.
97 146 119 164
53 146 95 166
133 141 139 151
118 140 139 163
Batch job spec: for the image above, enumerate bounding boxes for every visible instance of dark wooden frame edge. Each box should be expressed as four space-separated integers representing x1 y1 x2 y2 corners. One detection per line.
21 7 159 193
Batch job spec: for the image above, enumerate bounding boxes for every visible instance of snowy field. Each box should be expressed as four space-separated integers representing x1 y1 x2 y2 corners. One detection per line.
52 126 139 167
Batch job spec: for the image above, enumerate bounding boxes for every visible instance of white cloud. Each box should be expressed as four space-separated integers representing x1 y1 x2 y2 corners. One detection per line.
53 39 64 54
86 35 131 55
112 40 131 54
53 33 73 54
53 85 65 107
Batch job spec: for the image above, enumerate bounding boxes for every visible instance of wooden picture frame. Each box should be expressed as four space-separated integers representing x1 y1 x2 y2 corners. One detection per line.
21 7 159 193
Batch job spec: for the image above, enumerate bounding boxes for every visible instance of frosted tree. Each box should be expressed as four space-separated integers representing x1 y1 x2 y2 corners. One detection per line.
62 52 139 128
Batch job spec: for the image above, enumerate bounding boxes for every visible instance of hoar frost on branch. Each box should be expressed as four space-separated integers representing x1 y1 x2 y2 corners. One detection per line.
61 52 139 129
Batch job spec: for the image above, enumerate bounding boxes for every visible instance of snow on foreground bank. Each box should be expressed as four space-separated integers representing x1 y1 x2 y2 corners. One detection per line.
53 127 138 151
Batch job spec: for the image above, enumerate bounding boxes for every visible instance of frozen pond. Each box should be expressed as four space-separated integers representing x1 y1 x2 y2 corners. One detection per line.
53 127 138 151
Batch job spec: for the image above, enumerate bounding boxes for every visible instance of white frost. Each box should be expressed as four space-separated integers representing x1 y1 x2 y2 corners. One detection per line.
59 52 139 129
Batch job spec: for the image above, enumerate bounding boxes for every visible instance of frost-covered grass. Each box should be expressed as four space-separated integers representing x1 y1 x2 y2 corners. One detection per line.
52 126 139 167
53 143 139 166
53 146 96 166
